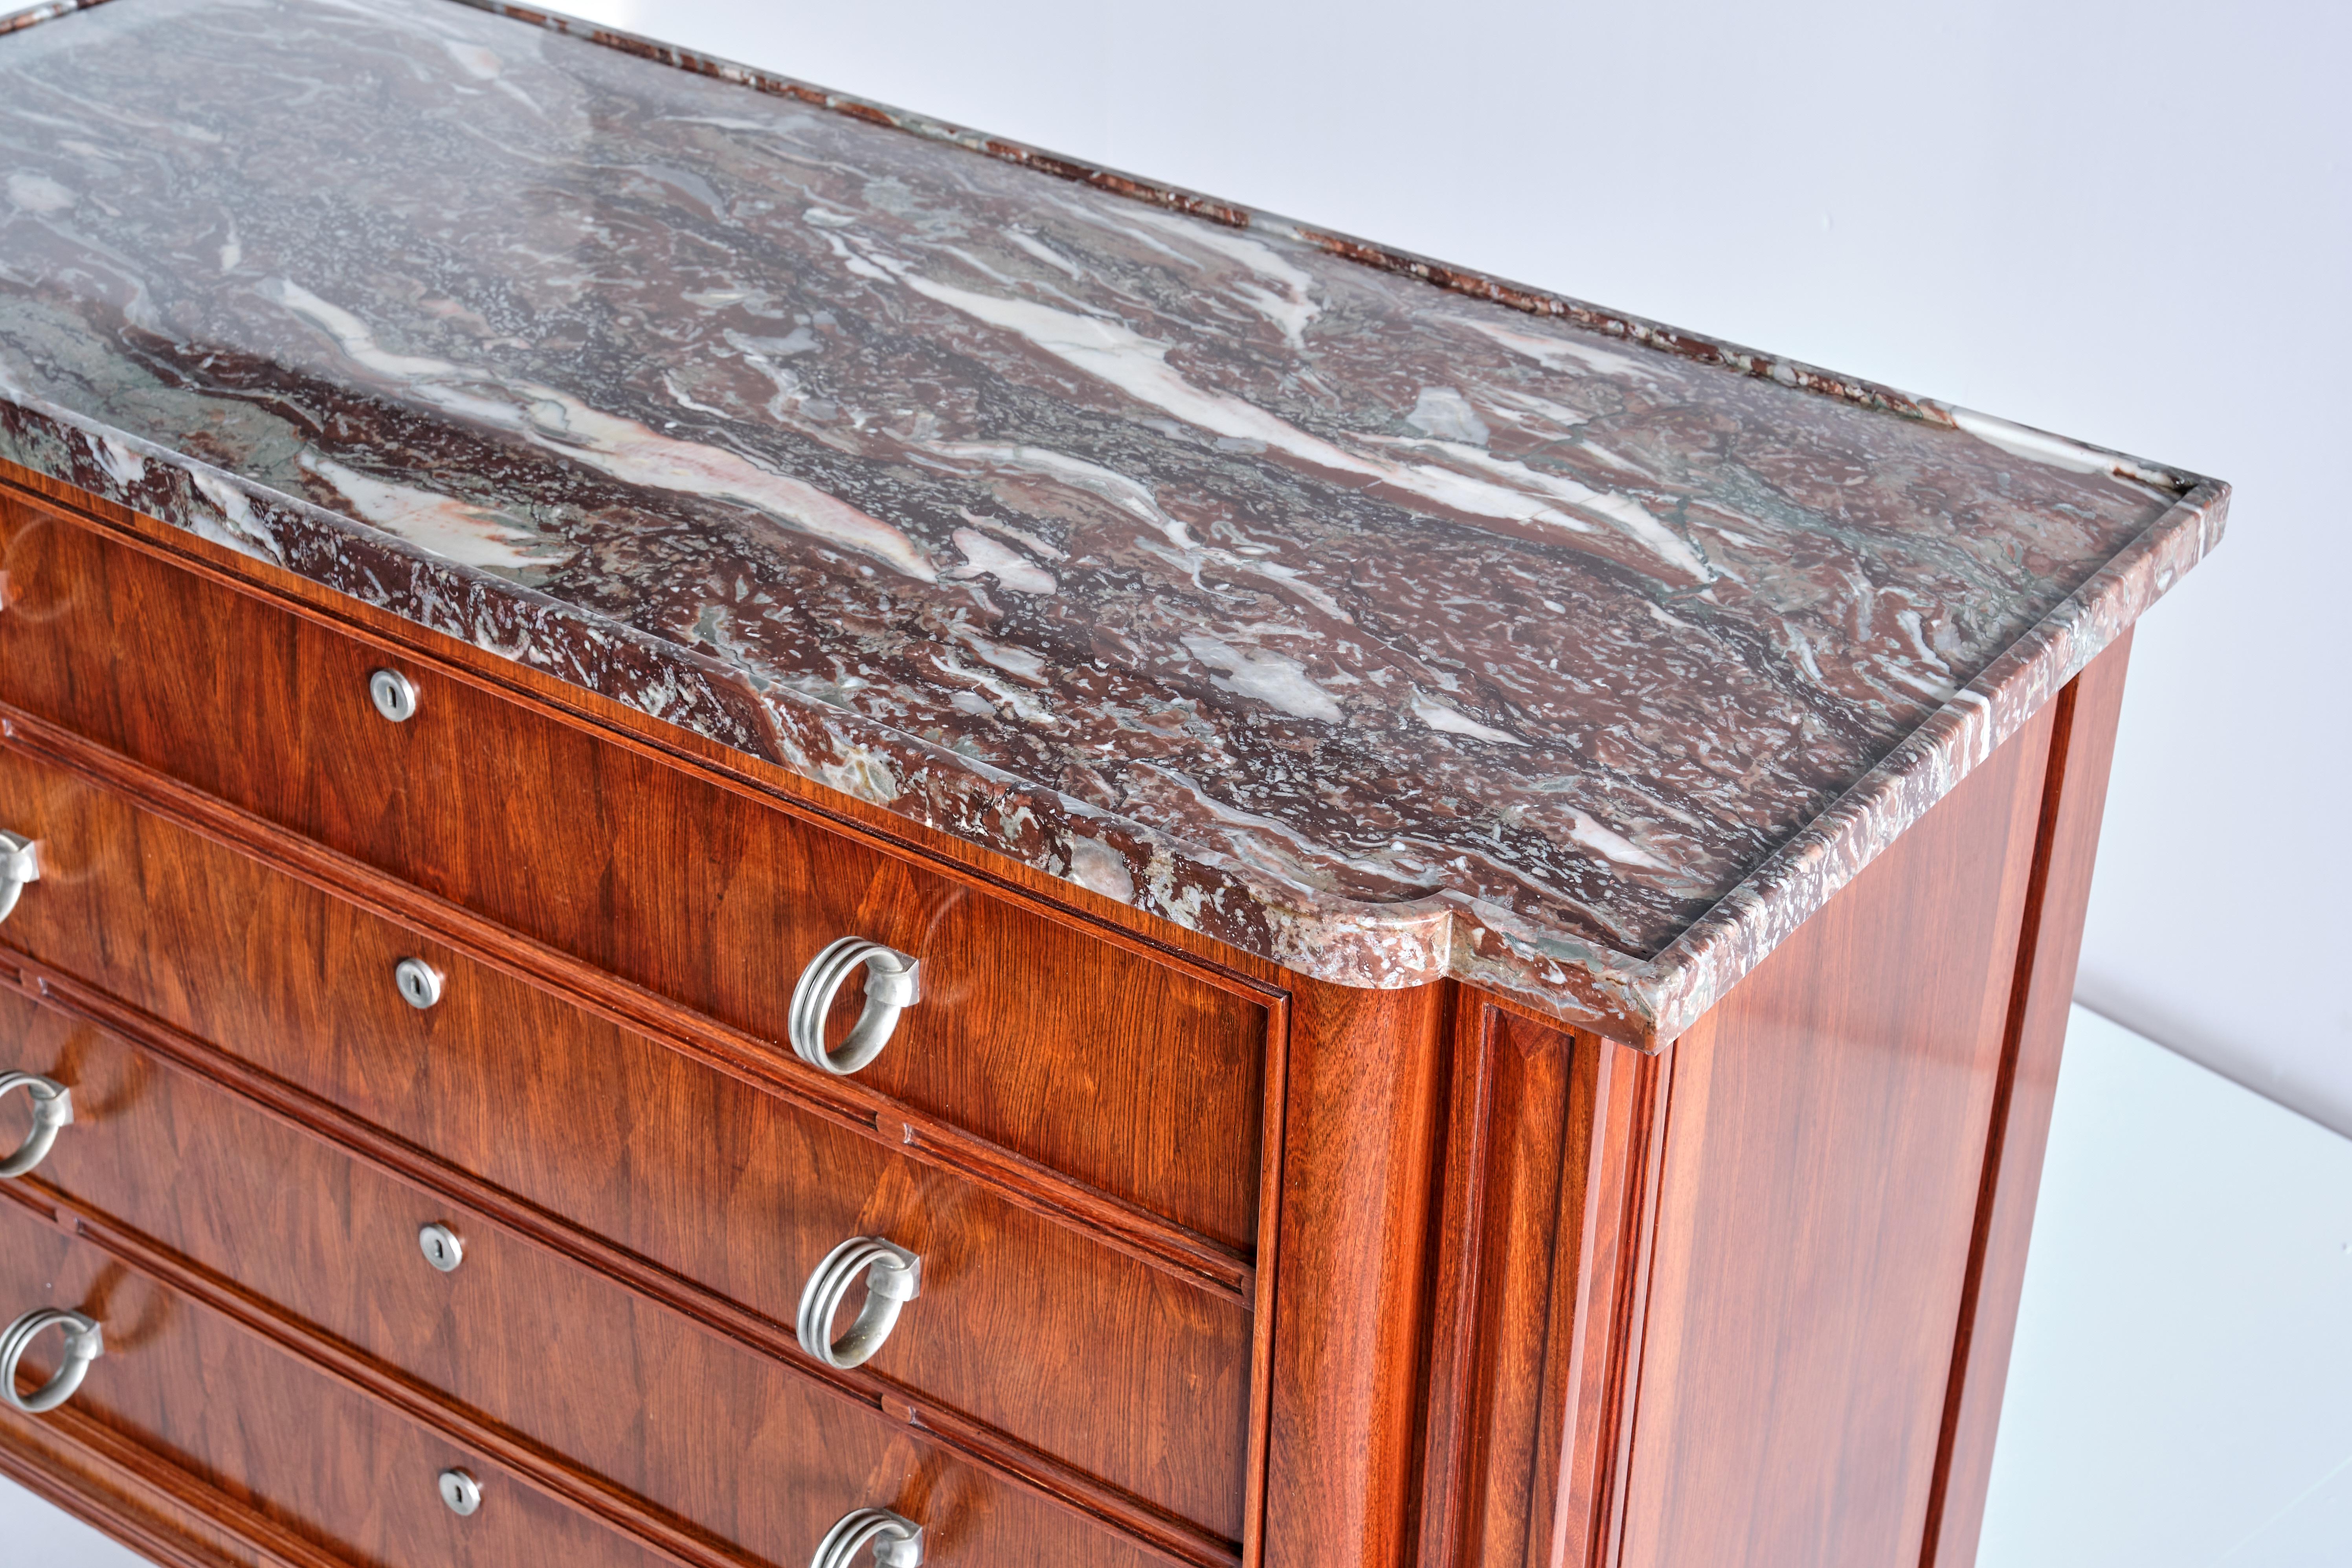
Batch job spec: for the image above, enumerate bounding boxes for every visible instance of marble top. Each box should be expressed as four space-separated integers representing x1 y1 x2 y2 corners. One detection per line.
0 0 2225 1044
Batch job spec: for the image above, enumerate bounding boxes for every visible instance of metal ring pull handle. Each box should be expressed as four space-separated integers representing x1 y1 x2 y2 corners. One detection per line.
790 938 921 1077
2 1309 102 1415
0 1073 72 1179
812 1507 924 1568
796 1237 921 1370
0 831 40 924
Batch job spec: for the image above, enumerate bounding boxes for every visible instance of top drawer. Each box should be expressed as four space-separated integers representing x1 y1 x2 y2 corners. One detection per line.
0 491 1271 1248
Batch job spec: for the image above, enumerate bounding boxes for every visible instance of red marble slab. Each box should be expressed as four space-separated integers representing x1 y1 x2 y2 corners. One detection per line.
0 0 2225 1042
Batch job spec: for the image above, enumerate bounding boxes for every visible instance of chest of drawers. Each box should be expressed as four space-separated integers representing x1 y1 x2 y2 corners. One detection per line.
0 4 2222 1567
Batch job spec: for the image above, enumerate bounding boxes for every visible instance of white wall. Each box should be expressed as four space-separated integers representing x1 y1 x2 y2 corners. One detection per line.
578 1 2351 1127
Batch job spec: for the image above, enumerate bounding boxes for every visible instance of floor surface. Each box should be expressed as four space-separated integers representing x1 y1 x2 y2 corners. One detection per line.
2 1006 2345 1564
1978 1007 2352 1566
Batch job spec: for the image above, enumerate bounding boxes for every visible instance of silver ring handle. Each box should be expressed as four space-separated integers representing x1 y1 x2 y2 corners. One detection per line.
0 831 40 925
812 1507 924 1568
2 1309 102 1415
796 1237 921 1370
789 938 921 1077
0 1073 72 1179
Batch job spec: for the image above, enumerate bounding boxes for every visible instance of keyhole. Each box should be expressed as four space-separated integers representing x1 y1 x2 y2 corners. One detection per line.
437 1467 481 1516
394 958 444 1010
369 668 419 723
419 1222 464 1273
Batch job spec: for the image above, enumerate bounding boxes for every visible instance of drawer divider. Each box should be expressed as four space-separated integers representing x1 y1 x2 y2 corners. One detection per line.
0 960 1241 1568
0 701 1252 1302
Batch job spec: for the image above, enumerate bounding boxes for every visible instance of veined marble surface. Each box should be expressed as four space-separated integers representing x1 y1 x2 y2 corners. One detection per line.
0 0 2225 1043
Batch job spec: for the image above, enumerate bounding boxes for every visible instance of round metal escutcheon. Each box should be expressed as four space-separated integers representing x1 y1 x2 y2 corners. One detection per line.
437 1467 482 1517
418 1222 464 1273
394 957 444 1010
368 668 420 723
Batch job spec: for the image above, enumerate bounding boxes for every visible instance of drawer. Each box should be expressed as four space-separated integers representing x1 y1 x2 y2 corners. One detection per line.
0 1214 669 1568
0 756 1253 1537
0 492 1269 1248
0 1198 1178 1568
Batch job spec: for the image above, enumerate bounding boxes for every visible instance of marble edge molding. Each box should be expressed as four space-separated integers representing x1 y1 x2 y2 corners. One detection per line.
0 389 1469 985
1549 474 2226 1043
0 0 2230 1048
0 0 114 40
0 0 106 38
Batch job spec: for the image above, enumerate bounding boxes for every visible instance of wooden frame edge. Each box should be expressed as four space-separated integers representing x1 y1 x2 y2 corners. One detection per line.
1917 634 2136 1568
0 1400 355 1568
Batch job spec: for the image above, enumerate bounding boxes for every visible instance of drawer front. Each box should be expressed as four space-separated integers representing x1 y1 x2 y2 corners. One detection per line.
0 1203 672 1568
0 756 1252 1536
0 1199 1175 1568
0 493 1267 1248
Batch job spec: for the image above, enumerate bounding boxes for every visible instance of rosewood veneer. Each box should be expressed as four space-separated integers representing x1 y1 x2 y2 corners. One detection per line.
0 4 2222 1567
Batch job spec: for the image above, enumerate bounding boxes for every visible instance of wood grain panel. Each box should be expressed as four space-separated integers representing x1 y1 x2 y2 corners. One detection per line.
0 697 1248 1300
1544 1031 1670 1568
0 1206 673 1568
0 1199 1175 1568
1921 636 2135 1568
0 488 1269 1248
1261 980 1449 1568
0 765 1252 1541
2 1394 384 1568
1416 1008 1585 1568
1613 699 2061 1568
1413 1013 1668 1568
0 949 1231 1568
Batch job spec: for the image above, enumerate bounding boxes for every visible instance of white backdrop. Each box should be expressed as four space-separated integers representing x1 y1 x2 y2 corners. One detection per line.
574 0 2350 1129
